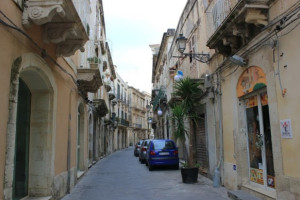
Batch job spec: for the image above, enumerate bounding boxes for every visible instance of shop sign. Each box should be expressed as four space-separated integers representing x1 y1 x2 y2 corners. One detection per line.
237 66 266 98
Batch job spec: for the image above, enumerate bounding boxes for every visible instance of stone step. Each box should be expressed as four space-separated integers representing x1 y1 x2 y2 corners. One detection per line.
228 190 262 200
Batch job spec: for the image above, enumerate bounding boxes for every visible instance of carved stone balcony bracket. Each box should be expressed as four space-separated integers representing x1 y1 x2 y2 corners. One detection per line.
104 84 111 92
77 68 103 94
207 0 272 56
93 99 108 118
57 39 86 57
22 0 88 57
43 23 78 44
108 92 116 100
22 1 65 27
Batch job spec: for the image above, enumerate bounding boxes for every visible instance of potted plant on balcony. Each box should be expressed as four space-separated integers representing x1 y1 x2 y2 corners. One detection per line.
87 56 101 68
171 77 203 183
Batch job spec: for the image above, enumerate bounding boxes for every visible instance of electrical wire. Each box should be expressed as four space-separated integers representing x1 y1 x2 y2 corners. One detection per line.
275 31 285 97
0 9 79 91
222 65 239 78
209 5 300 88
278 18 300 38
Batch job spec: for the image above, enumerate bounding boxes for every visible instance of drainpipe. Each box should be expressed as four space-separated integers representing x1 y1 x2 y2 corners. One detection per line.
217 72 224 186
67 89 73 193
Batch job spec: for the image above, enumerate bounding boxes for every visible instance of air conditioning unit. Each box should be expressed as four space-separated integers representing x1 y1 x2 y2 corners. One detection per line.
204 75 212 89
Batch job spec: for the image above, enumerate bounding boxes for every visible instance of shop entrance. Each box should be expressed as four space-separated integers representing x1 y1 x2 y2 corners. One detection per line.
237 66 275 190
245 92 275 189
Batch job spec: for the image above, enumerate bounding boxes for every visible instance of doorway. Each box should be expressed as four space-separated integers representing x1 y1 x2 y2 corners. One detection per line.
245 92 275 189
13 79 31 200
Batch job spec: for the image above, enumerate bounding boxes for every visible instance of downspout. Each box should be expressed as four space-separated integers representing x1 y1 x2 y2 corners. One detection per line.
217 71 224 185
67 89 73 193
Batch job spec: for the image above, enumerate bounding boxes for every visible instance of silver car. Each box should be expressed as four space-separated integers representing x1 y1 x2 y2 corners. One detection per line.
139 139 151 163
134 140 144 157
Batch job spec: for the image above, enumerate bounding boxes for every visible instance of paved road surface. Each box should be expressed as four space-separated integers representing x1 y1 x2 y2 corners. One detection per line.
62 147 229 200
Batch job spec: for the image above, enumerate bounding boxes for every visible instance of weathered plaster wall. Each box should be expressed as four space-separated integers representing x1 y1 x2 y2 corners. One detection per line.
275 24 300 179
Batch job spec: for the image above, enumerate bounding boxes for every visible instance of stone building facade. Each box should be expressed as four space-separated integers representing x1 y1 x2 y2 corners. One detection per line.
113 71 130 150
151 0 300 199
128 87 151 145
0 0 121 199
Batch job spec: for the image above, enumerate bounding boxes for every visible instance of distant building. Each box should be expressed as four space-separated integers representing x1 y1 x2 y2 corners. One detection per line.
128 87 152 145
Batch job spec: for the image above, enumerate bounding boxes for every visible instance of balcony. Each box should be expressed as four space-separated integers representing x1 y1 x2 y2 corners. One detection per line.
168 93 181 106
207 0 274 56
130 104 146 113
93 99 108 117
77 68 102 95
22 0 89 57
132 123 142 129
117 118 129 127
108 90 116 100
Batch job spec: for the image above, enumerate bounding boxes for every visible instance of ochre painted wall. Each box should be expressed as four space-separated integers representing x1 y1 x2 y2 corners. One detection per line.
222 71 237 164
275 24 300 179
53 61 79 175
0 1 84 197
0 1 48 197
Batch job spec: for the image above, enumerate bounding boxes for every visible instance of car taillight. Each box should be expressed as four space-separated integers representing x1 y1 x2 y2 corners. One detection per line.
173 150 178 155
142 147 147 152
150 151 156 156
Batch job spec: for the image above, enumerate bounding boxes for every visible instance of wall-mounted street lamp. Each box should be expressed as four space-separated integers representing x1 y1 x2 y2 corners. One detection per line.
152 89 160 96
174 70 184 82
174 34 210 63
157 108 163 116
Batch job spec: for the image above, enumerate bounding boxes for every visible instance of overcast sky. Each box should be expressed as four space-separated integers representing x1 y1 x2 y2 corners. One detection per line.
102 0 187 93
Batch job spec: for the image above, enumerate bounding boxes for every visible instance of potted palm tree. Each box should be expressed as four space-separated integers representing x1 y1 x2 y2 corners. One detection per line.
171 77 203 183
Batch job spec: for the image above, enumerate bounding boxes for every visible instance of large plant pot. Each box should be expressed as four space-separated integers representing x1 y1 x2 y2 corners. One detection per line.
181 167 199 183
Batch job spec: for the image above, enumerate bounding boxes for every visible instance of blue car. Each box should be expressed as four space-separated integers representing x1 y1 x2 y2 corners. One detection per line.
146 139 179 171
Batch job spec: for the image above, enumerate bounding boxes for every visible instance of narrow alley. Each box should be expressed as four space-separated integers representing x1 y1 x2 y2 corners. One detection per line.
62 147 229 200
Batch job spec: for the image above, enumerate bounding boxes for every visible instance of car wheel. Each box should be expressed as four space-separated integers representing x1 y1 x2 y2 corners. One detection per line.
174 164 179 170
148 164 153 171
145 161 148 166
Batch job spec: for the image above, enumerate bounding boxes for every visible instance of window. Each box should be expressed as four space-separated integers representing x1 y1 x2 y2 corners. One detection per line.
152 140 175 150
117 84 120 99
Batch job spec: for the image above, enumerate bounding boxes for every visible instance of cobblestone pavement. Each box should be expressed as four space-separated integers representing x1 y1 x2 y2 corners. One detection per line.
61 147 230 200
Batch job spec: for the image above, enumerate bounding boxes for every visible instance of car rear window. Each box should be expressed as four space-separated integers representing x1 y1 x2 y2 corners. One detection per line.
152 140 175 150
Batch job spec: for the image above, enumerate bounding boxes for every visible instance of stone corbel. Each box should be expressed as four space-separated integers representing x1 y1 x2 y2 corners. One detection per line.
245 9 268 26
56 40 85 57
223 36 241 50
22 0 65 28
43 23 78 44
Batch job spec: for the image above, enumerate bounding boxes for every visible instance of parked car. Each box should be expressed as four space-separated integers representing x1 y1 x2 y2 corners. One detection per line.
139 139 151 163
146 139 179 171
134 140 144 157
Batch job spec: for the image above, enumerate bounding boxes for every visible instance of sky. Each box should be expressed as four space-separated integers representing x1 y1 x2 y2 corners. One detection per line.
102 0 187 93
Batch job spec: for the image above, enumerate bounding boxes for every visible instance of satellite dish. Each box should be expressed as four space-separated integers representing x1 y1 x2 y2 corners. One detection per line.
229 55 247 66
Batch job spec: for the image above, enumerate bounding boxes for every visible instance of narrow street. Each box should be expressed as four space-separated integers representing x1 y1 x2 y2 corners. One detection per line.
62 147 229 200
